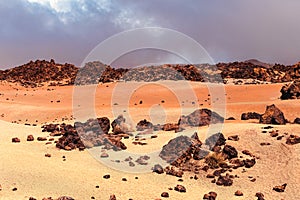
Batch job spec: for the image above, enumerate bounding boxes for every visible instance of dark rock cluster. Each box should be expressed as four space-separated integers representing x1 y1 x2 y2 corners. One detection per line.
280 80 300 100
42 116 127 151
241 104 287 125
0 59 77 87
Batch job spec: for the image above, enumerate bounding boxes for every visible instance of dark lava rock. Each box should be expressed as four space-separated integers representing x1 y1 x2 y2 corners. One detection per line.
152 164 164 174
280 80 300 100
179 109 224 127
162 123 182 132
216 174 233 186
136 119 153 131
165 166 184 177
255 192 265 200
259 104 286 125
286 135 300 145
103 174 110 179
12 137 20 143
235 190 243 196
294 118 300 124
161 192 169 198
228 135 239 141
230 158 245 169
222 145 238 159
174 184 186 193
109 194 117 200
203 191 217 200
244 158 256 168
57 197 75 200
205 132 226 149
241 112 261 120
27 135 34 141
273 183 287 192
37 137 47 141
29 197 37 200
226 117 236 120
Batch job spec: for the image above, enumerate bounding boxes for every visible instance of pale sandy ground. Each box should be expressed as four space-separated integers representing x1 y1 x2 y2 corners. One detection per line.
0 81 299 200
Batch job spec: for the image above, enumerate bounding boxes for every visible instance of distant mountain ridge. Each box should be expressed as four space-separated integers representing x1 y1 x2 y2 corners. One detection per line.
0 59 299 87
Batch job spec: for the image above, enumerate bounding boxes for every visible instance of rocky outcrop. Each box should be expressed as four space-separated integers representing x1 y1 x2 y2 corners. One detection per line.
179 109 224 127
280 81 300 100
0 59 77 87
259 104 287 125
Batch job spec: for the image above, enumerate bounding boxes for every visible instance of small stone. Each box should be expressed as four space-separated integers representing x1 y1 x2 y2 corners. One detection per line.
103 174 110 179
235 190 243 196
27 135 34 141
12 187 17 191
161 192 169 198
174 184 186 193
273 183 287 192
45 153 51 157
37 137 47 141
152 164 164 174
109 194 116 200
12 137 20 143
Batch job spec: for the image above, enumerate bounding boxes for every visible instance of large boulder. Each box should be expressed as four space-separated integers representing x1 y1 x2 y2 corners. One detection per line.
179 109 224 127
280 81 300 100
259 104 287 125
159 133 203 166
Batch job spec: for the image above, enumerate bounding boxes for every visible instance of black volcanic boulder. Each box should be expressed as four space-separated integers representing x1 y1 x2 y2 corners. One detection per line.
241 112 261 120
294 118 300 124
179 109 224 127
280 81 300 100
259 104 286 125
136 119 153 131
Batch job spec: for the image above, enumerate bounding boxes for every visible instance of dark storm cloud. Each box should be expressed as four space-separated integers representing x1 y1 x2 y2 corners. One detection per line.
0 0 300 68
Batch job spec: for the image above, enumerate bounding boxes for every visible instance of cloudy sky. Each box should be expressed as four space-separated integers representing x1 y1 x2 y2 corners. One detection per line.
1 0 300 69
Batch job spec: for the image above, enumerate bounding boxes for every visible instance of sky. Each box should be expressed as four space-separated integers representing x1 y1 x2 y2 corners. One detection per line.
1 0 300 69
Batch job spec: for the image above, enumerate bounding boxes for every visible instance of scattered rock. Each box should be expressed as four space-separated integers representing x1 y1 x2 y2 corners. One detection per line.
222 145 238 159
286 135 300 145
203 191 217 200
174 184 186 193
109 194 116 200
165 166 184 177
235 190 243 196
27 135 34 141
152 164 164 174
12 137 20 143
45 153 51 157
241 112 261 120
216 174 233 186
103 174 110 179
244 158 256 168
161 192 169 198
57 197 75 200
228 135 239 141
273 183 287 192
255 192 265 200
37 137 47 141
